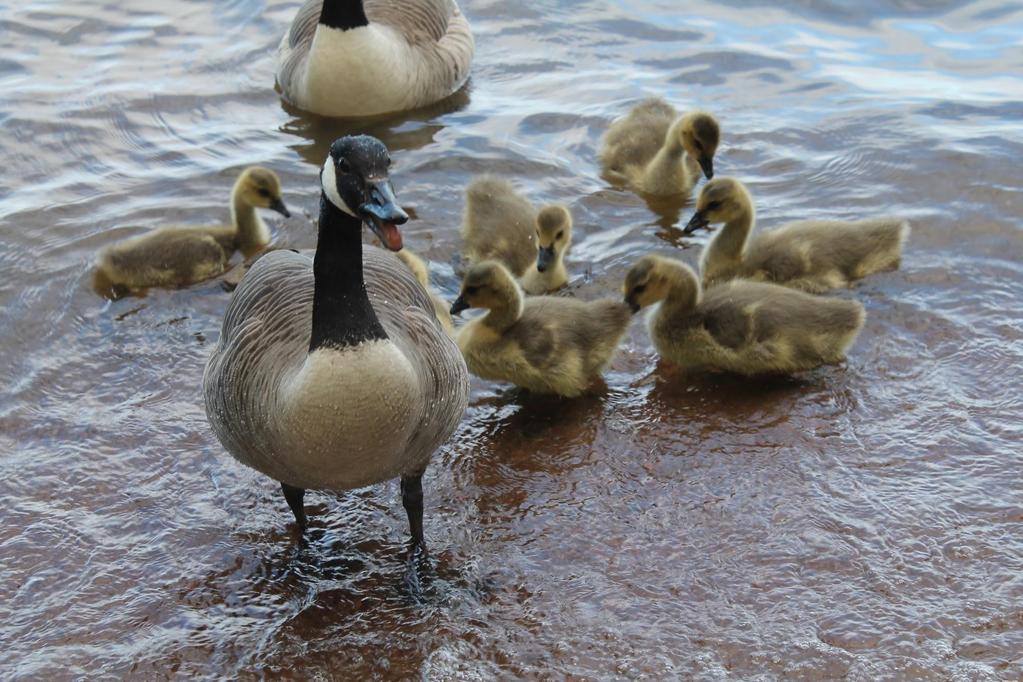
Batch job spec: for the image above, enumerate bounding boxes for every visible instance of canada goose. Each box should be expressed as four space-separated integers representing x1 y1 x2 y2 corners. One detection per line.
204 136 469 548
396 248 456 336
450 261 631 397
600 97 719 197
685 177 911 292
624 255 865 375
276 0 475 117
461 176 573 294
94 167 289 295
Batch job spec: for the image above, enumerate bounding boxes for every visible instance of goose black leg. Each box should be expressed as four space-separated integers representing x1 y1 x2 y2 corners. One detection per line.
400 474 425 549
280 482 307 531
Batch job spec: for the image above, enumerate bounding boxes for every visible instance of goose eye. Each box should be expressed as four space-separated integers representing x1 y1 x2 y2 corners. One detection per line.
465 286 479 296
633 284 647 295
706 201 721 211
258 188 271 198
338 158 352 174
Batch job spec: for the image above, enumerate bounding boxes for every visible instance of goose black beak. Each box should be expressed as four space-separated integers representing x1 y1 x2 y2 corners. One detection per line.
625 296 641 314
270 198 291 218
698 156 714 180
683 210 710 235
360 179 408 252
536 246 555 273
450 295 469 316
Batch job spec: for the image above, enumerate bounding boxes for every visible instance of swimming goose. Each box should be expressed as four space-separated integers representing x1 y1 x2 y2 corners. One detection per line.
94 167 289 295
203 136 469 548
600 97 719 197
396 248 456 336
450 261 632 397
624 255 865 375
461 176 574 294
685 177 910 292
276 0 475 117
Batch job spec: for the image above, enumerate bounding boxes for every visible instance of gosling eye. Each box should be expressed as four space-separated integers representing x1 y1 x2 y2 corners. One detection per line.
633 284 647 295
258 188 271 198
555 231 564 240
693 141 705 154
464 285 479 296
705 201 722 211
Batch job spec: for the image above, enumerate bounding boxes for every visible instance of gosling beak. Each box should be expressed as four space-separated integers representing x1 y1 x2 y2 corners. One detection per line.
683 210 710 235
698 156 714 180
360 179 408 252
536 246 555 273
450 295 469 316
625 295 641 314
270 198 291 218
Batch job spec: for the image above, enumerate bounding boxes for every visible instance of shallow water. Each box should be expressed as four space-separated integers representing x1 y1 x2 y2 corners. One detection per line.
2 0 1023 678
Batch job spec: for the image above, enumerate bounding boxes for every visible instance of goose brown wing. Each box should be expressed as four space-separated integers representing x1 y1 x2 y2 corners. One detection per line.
203 250 314 472
277 0 321 97
365 0 455 44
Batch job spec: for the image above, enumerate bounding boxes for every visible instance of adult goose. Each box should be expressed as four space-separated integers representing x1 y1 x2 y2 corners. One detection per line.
276 0 475 117
203 136 469 548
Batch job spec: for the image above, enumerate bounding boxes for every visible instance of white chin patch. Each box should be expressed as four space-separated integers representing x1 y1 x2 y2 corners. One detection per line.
321 158 357 217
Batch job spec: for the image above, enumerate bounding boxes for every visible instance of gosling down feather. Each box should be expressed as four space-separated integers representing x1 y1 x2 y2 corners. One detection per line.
94 167 289 295
462 176 573 294
203 136 468 546
600 97 720 197
624 255 865 376
450 261 632 397
276 0 475 117
685 177 910 292
396 248 456 336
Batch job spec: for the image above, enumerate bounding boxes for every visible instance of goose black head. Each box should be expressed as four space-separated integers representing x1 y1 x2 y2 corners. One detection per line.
321 135 408 251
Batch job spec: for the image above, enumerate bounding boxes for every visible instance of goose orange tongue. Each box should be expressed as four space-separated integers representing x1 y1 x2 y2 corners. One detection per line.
375 219 403 251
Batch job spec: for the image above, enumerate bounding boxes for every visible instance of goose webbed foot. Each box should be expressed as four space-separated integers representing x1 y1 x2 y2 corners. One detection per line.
280 481 307 531
400 473 427 552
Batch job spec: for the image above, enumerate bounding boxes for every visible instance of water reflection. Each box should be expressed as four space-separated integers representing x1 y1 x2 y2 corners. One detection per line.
2 0 1023 678
279 86 472 167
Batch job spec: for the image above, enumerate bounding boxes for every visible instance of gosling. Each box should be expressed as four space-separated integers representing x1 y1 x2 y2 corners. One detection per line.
685 177 910 293
451 261 632 397
396 248 456 336
624 255 865 376
600 97 720 197
95 167 289 295
461 176 573 294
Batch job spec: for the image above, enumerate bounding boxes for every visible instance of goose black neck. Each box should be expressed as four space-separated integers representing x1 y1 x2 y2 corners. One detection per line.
319 0 368 31
310 194 386 352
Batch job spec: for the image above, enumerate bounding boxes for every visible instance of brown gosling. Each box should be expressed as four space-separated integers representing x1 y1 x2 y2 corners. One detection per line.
685 177 910 293
600 97 720 197
623 255 865 375
95 167 289 294
396 248 456 336
461 176 573 294
450 261 632 397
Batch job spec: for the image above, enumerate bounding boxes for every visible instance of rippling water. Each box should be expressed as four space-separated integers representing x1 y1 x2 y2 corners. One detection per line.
2 0 1022 678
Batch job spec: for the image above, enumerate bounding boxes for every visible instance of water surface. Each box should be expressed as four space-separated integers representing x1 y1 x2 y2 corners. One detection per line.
2 0 1022 678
